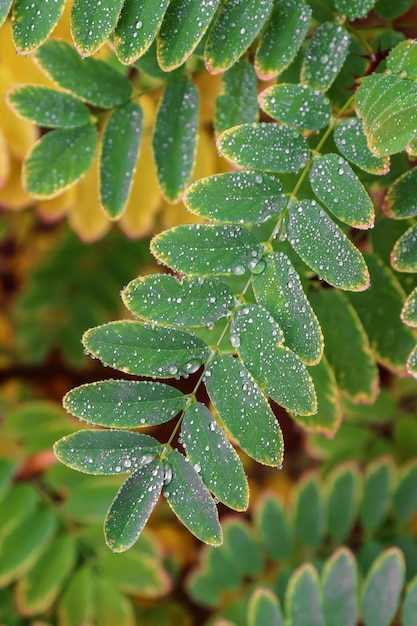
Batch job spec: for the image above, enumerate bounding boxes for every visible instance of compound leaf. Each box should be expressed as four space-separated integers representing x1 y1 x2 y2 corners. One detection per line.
286 200 370 291
361 548 405 626
71 0 124 56
182 402 249 511
259 83 331 131
12 0 65 53
214 59 259 135
83 320 209 379
205 353 284 467
334 118 389 175
163 448 222 546
301 21 350 92
105 459 164 552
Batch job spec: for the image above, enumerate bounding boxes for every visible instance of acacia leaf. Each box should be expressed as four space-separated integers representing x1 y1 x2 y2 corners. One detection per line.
248 588 284 626
383 168 417 219
322 548 357 626
391 222 417 272
214 59 259 134
286 564 323 626
361 548 405 626
71 0 124 56
12 0 65 52
334 118 389 175
259 83 331 131
301 21 350 92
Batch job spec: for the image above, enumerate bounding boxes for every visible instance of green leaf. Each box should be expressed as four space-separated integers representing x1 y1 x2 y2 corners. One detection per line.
15 536 76 616
387 39 417 79
114 0 170 65
309 154 375 229
248 588 284 626
252 252 323 365
12 0 65 53
96 551 171 596
0 459 15 500
184 171 286 225
305 357 341 436
181 402 249 511
122 274 234 328
361 548 405 626
22 123 97 199
223 520 263 577
94 577 134 626
255 0 312 80
391 222 417 272
58 566 95 626
83 320 209 379
334 0 376 19
54 430 161 475
231 304 317 416
384 168 417 219
62 477 120 524
326 463 361 542
214 59 259 134
359 457 396 532
259 83 331 131
402 576 417 626
163 448 222 546
152 77 199 202
205 0 273 74
0 484 38 543
286 200 370 291
355 73 417 157
402 287 417 326
407 344 417 377
157 0 221 71
322 548 357 626
293 474 325 550
374 0 413 18
311 290 378 402
205 354 284 467
35 39 132 108
393 460 417 523
63 380 185 428
7 85 92 129
347 253 415 374
0 507 57 586
105 459 164 552
71 0 124 56
100 102 143 218
0 1 13 28
151 224 263 277
334 118 389 175
301 21 350 92
217 122 309 173
255 496 293 560
286 563 324 626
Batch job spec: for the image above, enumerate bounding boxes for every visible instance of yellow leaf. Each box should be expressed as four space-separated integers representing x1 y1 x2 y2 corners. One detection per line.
68 160 111 242
0 128 10 187
0 155 33 210
0 21 54 86
37 186 77 222
0 66 38 159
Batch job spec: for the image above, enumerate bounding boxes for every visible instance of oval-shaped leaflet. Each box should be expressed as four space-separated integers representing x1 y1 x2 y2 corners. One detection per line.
231 305 317 416
334 117 389 175
326 464 361 542
181 402 249 511
54 430 161 475
361 548 405 626
347 253 416 375
99 102 143 219
71 0 124 56
157 0 221 71
94 577 135 626
151 223 263 276
301 21 350 92
383 168 417 219
35 40 132 109
374 0 413 18
15 535 77 616
214 59 259 135
285 200 370 292
83 320 209 379
205 0 273 74
163 448 222 546
355 73 417 157
387 39 417 79
105 459 164 552
392 461 417 523
205 354 284 467
305 357 342 436
0 1 13 29
152 76 199 202
309 154 374 229
22 123 97 199
217 122 309 173
0 485 39 544
114 0 170 65
285 563 324 626
7 85 92 129
255 496 293 560
407 344 417 378
11 0 65 53
248 588 284 626
252 252 323 365
184 171 286 225
402 287 417 327
97 550 171 596
58 566 95 626
255 0 312 80
391 222 417 272
311 289 378 403
259 83 331 131
293 474 325 549
322 548 357 626
122 274 234 328
402 577 417 626
335 0 376 19
359 458 396 532
63 380 185 429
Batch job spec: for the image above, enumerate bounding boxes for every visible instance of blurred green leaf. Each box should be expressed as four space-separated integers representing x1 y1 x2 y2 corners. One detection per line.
326 463 361 542
305 357 341 436
361 548 405 626
359 457 396 532
58 566 95 626
248 588 284 626
255 496 293 561
293 474 325 550
97 549 171 596
285 563 323 626
322 548 357 626
393 460 417 523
